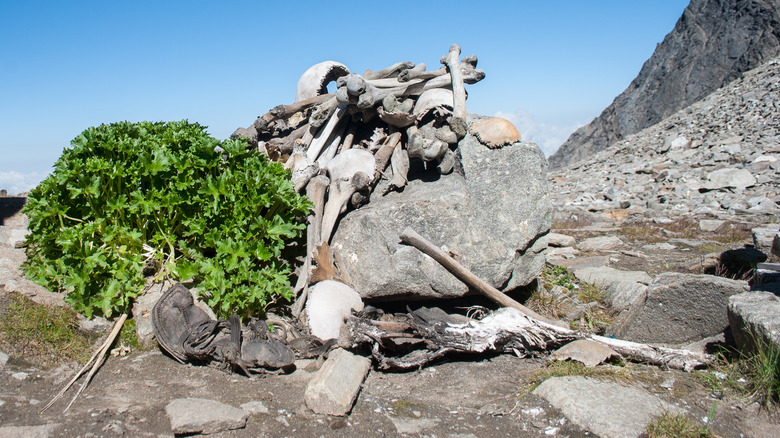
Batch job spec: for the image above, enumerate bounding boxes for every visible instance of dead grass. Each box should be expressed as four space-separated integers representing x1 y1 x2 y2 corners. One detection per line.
570 306 614 334
551 214 593 230
577 283 604 303
0 292 94 368
644 412 714 438
526 288 571 320
619 224 666 243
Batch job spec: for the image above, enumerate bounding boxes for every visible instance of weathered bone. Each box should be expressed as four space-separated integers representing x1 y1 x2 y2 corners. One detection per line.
407 125 448 162
413 88 453 118
470 117 522 148
321 149 376 244
292 174 330 316
363 61 415 80
372 132 403 182
265 123 310 157
384 144 410 194
285 151 320 193
307 106 347 162
316 119 349 168
398 64 447 82
296 61 350 103
309 97 340 128
441 44 467 121
255 93 333 132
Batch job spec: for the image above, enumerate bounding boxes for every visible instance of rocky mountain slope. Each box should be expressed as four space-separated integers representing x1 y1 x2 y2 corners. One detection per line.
549 55 780 219
549 0 780 170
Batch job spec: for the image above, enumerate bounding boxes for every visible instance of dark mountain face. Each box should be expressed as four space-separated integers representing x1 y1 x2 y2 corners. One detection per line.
548 0 780 170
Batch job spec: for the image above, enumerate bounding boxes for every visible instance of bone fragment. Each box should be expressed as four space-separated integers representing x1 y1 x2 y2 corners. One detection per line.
383 146 410 194
470 117 522 148
310 96 341 128
296 61 350 103
372 132 402 182
441 44 467 122
321 149 376 244
339 127 356 152
307 106 347 162
316 119 349 168
399 64 447 82
266 123 310 157
256 93 334 132
292 175 329 315
363 61 415 80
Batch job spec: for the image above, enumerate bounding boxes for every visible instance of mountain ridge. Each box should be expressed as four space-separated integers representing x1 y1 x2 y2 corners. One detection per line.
549 0 780 170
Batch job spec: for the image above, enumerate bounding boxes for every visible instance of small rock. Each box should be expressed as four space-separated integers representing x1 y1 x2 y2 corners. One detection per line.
240 400 269 415
576 236 624 251
550 340 620 367
699 219 725 232
165 398 248 435
703 168 756 191
550 256 610 270
304 348 371 416
12 372 28 381
0 424 61 438
729 292 780 354
753 226 780 255
546 233 576 248
0 351 9 368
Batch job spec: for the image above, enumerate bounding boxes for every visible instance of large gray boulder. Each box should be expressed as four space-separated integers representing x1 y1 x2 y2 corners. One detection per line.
332 134 551 299
610 273 749 344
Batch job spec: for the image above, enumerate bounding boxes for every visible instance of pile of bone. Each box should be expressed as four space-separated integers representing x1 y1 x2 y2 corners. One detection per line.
233 44 493 247
231 44 525 339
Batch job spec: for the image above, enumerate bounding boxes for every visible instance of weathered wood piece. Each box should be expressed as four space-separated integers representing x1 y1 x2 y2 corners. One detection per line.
399 228 564 327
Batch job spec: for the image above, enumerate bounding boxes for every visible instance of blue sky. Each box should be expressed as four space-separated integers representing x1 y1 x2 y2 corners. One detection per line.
0 0 689 194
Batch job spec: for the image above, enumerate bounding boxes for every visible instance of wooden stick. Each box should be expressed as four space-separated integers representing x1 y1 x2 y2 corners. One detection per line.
399 227 565 327
41 312 128 413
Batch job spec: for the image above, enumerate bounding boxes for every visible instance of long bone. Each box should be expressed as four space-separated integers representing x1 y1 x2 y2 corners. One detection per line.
441 44 467 121
291 174 330 316
398 63 446 82
306 106 347 162
320 149 376 244
255 93 333 132
363 61 415 80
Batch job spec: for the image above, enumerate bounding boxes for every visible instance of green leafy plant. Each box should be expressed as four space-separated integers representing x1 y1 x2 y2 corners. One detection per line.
541 264 576 291
22 121 310 318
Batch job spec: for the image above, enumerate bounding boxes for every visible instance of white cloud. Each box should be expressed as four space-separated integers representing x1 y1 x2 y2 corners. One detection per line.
493 109 584 157
0 171 49 196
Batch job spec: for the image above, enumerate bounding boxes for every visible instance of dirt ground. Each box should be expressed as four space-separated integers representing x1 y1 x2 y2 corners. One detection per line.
2 345 778 437
2 200 780 437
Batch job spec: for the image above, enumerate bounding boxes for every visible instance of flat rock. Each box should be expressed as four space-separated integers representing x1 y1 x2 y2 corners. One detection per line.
550 256 610 270
610 273 749 344
546 233 576 248
576 236 624 251
753 226 780 255
332 136 551 299
572 266 652 312
534 376 682 438
165 398 248 435
728 292 780 353
304 348 371 416
704 168 757 191
0 424 61 438
550 340 619 367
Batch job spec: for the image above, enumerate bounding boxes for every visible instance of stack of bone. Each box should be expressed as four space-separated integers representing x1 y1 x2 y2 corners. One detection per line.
232 44 528 338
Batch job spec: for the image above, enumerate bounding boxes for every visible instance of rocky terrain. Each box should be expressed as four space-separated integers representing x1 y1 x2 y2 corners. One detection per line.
548 55 780 220
2 15 780 438
550 0 780 170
